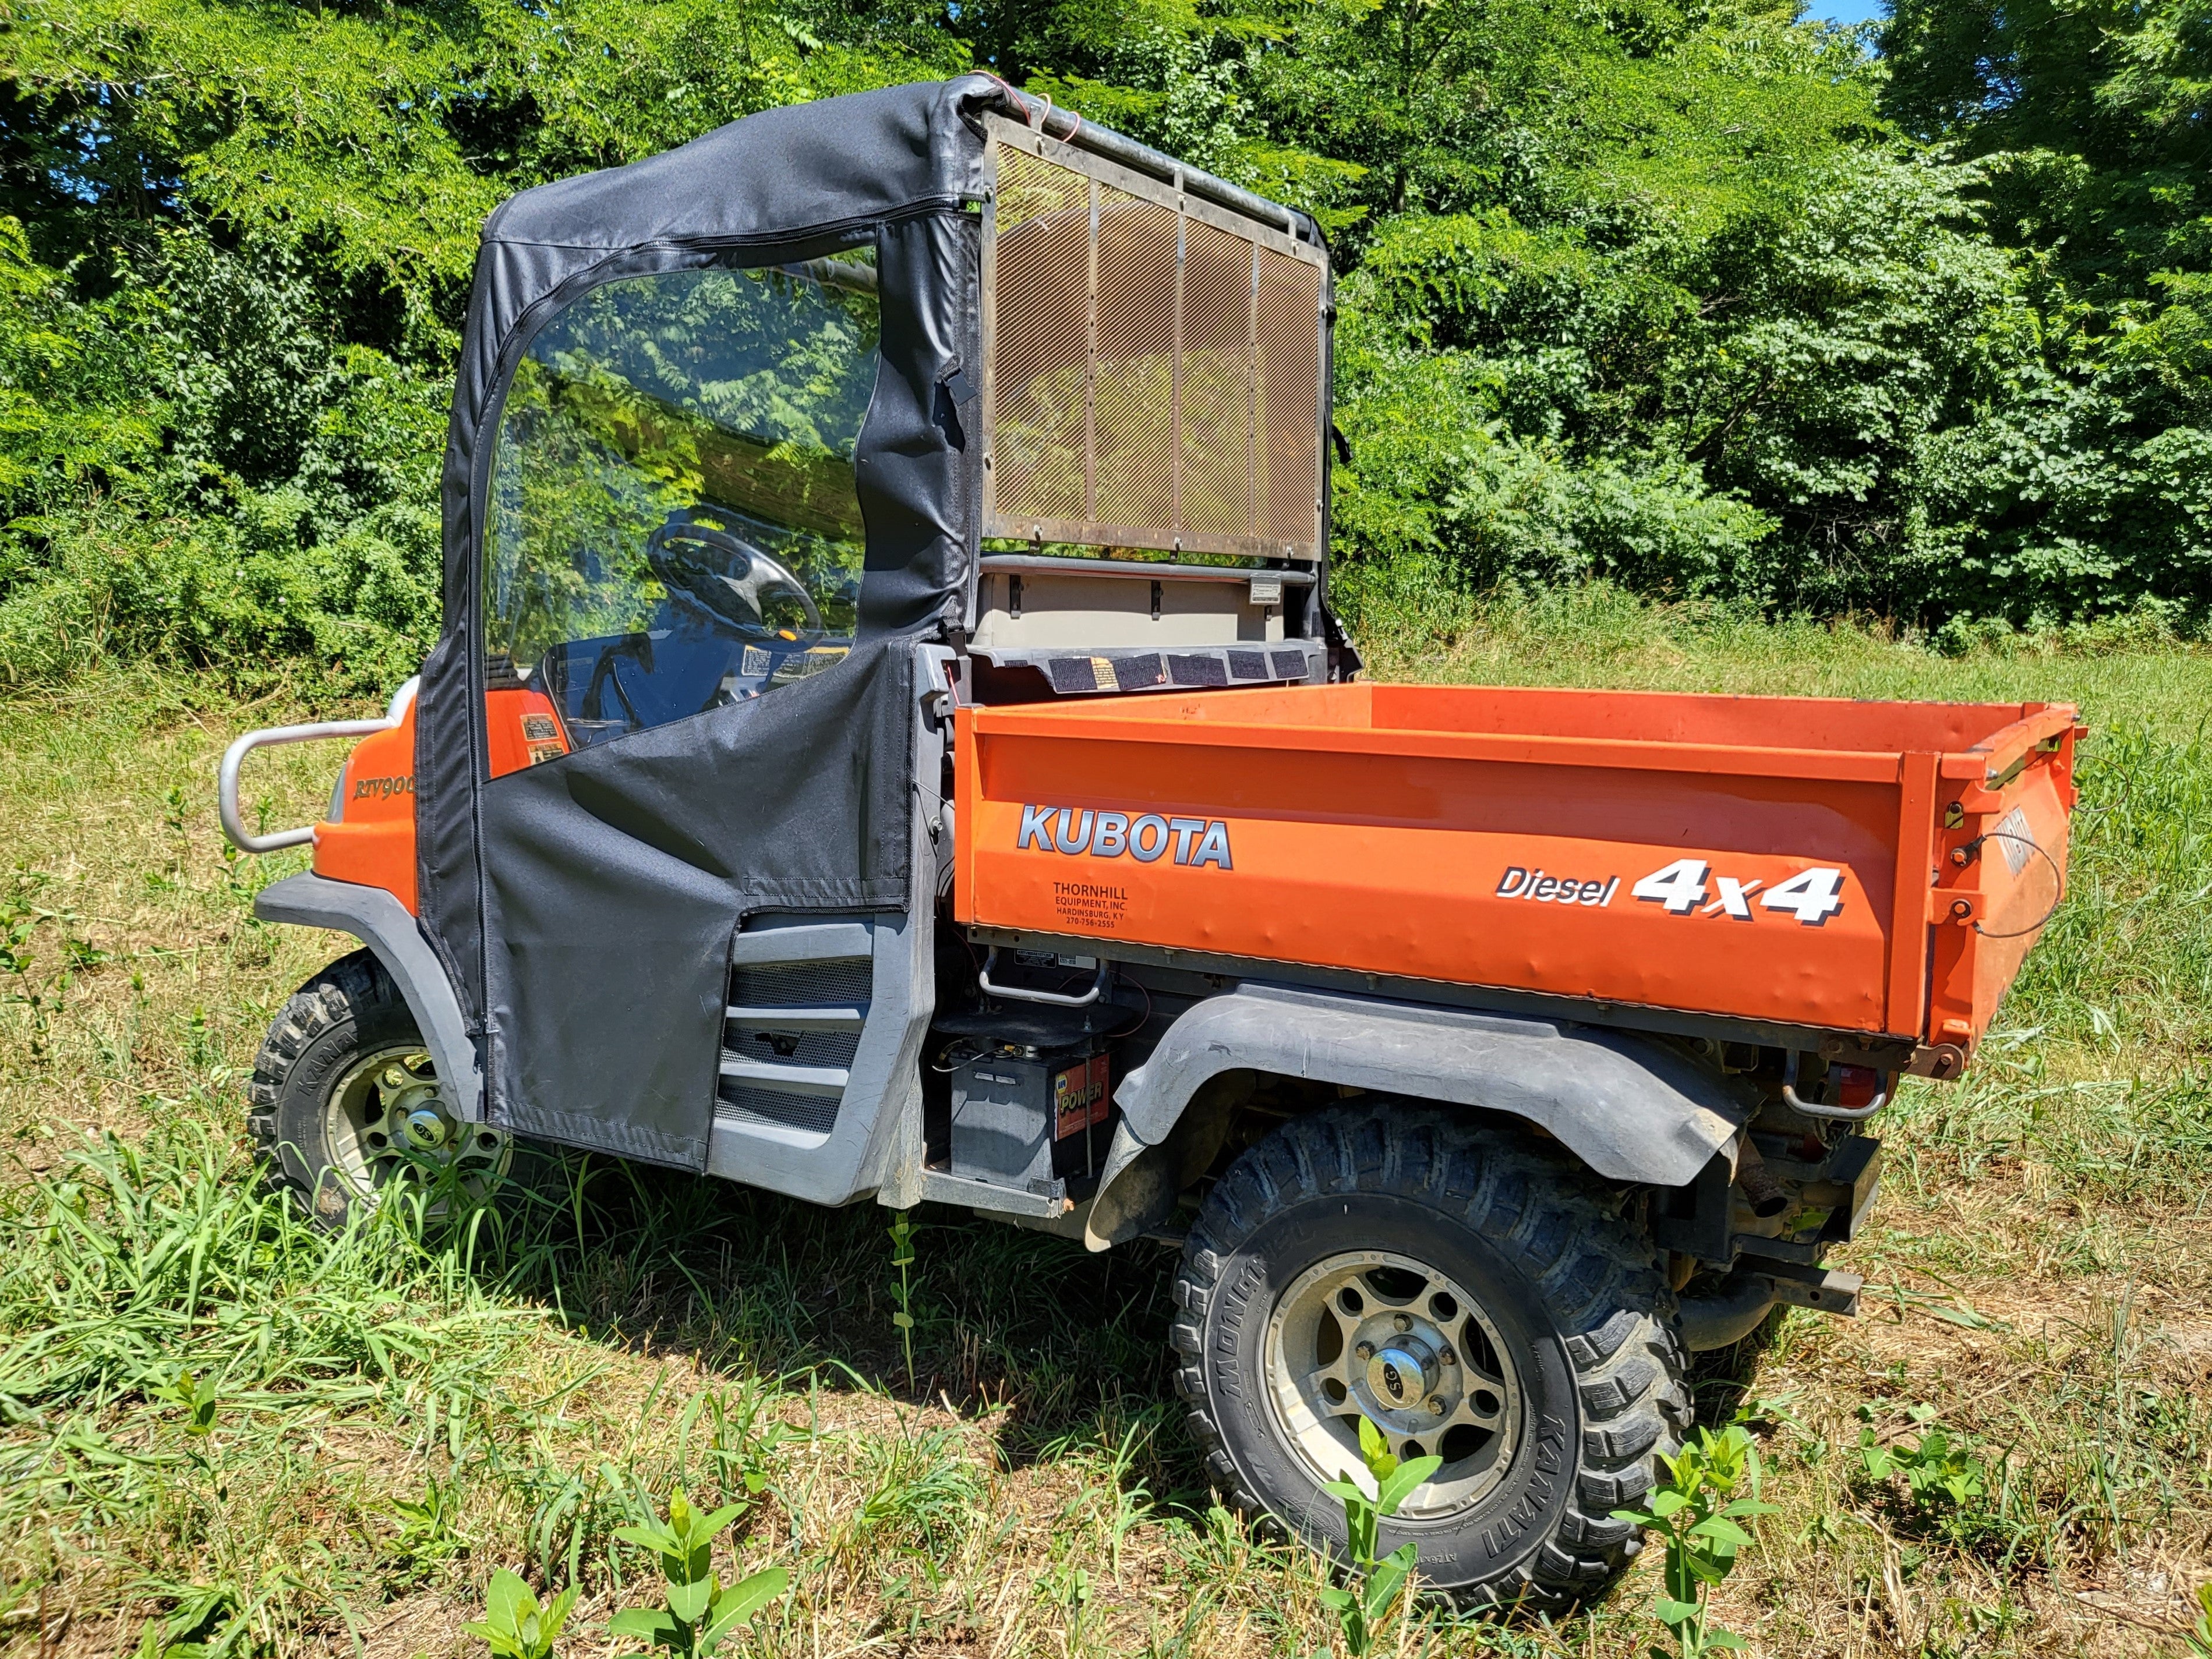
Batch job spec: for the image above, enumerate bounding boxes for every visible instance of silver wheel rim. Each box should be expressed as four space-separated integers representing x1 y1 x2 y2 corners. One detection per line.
1263 1249 1524 1521
324 1043 511 1207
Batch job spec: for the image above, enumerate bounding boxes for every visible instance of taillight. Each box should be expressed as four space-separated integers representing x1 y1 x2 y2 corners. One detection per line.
1832 1064 1881 1108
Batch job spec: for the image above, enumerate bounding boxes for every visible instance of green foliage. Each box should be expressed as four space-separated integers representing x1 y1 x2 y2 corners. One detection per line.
0 222 446 695
132 1583 245 1659
147 1367 220 1436
0 0 949 698
1610 1425 1777 1659
390 1475 468 1572
1877 0 2212 620
609 1488 787 1657
2189 1579 2212 1659
464 1568 580 1659
0 0 2206 694
1312 1416 1441 1658
1859 1408 1991 1513
887 1209 917 1392
1853 1405 2015 1553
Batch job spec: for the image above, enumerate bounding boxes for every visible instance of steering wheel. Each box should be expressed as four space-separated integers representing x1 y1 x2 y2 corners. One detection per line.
645 517 822 641
579 632 652 734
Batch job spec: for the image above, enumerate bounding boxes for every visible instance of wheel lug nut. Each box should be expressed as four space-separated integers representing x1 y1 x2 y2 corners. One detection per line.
1427 1396 1446 1416
1355 1340 1376 1360
1393 1314 1412 1333
1438 1346 1457 1366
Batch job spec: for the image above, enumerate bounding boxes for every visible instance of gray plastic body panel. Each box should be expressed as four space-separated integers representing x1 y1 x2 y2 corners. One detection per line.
1112 982 1747 1187
253 871 484 1120
704 907 931 1204
704 644 952 1207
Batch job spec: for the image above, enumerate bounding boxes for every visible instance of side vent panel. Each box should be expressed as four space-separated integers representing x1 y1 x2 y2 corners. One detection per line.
719 951 872 1138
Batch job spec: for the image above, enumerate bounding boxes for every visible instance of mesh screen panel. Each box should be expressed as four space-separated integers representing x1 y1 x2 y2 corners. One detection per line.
985 123 1323 558
725 1028 860 1069
1092 189 1178 536
1256 249 1322 549
729 957 872 1009
717 1083 840 1136
991 148 1091 528
1178 220 1254 540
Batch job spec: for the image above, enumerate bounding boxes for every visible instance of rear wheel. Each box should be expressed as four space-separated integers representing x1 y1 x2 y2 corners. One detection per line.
1170 1103 1688 1609
249 951 510 1229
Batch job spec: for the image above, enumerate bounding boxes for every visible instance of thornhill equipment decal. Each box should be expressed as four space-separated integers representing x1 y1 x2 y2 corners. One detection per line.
1017 804 1233 869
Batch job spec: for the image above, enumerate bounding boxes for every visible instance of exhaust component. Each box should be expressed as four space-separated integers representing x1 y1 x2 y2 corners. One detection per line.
1733 1136 1790 1219
1676 1269 1778 1352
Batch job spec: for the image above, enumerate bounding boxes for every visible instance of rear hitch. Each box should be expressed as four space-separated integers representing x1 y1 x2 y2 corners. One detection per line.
1676 1257 1864 1352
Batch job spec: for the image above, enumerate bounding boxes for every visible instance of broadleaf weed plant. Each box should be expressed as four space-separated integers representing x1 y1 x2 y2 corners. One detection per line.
1313 1416 1442 1657
1612 1424 1777 1658
132 1582 242 1659
389 1474 467 1573
888 1209 917 1391
148 1367 225 1494
1856 1403 2012 1550
464 1568 578 1659
609 1487 787 1657
2186 1580 2212 1658
1858 1405 1990 1510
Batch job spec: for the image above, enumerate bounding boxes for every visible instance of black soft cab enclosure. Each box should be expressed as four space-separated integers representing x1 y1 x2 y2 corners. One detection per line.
412 79 1002 1173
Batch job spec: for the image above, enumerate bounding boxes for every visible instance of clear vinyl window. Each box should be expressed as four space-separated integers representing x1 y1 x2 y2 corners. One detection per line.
482 254 880 752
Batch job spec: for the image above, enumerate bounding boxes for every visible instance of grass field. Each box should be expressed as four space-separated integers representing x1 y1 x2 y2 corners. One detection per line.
1 587 2208 1657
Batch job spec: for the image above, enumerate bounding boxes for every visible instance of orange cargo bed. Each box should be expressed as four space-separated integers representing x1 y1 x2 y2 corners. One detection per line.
953 682 2081 1064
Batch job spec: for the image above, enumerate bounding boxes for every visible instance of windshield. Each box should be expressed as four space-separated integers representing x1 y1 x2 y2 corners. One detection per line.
482 254 880 752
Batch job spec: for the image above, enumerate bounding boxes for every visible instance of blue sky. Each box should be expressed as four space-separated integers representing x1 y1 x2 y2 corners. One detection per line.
1804 0 1885 23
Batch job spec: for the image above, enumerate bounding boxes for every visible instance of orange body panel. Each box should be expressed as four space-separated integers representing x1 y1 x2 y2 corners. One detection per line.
313 706 422 913
954 682 2079 1053
312 687 570 915
483 685 573 780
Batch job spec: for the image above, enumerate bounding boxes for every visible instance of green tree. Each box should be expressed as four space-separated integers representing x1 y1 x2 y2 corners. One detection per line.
0 0 2204 694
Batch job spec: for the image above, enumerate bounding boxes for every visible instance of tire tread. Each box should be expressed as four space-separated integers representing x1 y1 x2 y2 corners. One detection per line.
1169 1101 1685 1611
248 950 396 1223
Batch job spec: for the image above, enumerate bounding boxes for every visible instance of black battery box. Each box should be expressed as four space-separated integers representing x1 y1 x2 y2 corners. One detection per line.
949 1039 1113 1196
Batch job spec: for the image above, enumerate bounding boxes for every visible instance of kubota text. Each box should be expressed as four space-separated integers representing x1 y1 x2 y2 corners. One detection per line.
1016 804 1233 869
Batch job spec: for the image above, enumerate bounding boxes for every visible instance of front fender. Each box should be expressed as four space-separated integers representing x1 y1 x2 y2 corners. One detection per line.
253 872 483 1120
1086 982 1745 1248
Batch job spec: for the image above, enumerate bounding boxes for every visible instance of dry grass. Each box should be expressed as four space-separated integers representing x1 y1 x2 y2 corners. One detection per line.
2 596 2209 1657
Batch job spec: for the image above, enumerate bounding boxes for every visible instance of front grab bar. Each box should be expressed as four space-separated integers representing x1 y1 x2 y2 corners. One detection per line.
218 677 418 855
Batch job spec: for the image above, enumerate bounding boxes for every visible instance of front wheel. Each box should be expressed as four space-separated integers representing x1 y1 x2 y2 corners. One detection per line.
249 950 510 1229
1170 1104 1688 1609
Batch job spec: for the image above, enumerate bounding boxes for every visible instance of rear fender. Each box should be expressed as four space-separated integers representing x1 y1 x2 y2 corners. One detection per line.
1084 981 1747 1249
253 872 482 1121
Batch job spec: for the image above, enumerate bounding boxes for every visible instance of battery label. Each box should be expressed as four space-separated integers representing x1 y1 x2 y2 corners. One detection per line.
1054 1053 1111 1140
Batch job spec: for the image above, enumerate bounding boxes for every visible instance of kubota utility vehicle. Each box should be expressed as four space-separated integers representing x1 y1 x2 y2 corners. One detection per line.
221 78 2081 1608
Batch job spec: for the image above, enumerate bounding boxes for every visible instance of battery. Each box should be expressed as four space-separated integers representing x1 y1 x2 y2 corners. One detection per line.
949 1042 1112 1194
